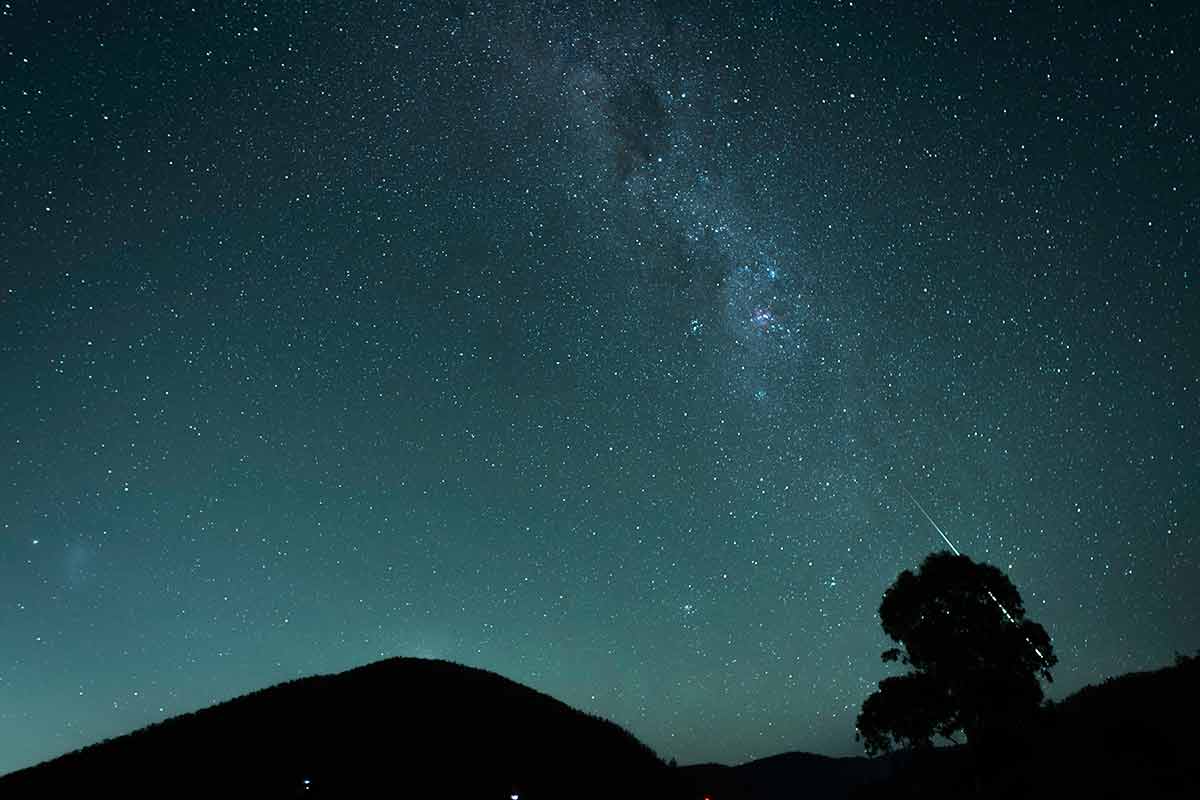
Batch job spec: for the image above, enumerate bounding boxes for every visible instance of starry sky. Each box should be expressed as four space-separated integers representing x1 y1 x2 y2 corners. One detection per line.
1 0 1197 775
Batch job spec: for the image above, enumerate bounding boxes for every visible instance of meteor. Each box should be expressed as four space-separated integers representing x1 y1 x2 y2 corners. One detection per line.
901 483 1047 662
902 484 960 555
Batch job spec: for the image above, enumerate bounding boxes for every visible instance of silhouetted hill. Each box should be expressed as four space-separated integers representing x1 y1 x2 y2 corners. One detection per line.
9 655 1197 799
680 750 907 800
683 655 1200 800
0 657 685 799
847 653 1200 799
1029 653 1200 799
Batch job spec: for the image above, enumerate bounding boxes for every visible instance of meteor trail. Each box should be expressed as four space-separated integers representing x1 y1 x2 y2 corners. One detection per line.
901 483 1047 662
902 484 960 555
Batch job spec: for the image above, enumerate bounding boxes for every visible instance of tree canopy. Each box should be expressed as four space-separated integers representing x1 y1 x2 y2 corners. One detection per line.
856 551 1056 756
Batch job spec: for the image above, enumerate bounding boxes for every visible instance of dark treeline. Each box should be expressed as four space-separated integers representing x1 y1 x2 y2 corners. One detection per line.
848 653 1200 799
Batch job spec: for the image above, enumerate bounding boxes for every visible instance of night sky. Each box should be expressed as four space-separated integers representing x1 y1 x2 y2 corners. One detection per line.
2 1 1197 775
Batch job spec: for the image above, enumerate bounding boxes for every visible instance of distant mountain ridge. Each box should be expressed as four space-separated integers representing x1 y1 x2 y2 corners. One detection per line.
0 656 680 799
680 750 908 800
690 654 1200 800
5 653 1196 799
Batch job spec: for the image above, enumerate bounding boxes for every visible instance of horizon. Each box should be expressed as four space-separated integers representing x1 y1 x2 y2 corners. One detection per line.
2 0 1196 776
8 649 1187 778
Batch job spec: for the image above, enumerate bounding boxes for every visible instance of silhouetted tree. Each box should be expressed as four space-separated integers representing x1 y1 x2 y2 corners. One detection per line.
856 551 1056 758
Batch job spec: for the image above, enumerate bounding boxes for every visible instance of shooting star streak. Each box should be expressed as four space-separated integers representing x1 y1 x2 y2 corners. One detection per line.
901 483 1047 662
903 485 960 556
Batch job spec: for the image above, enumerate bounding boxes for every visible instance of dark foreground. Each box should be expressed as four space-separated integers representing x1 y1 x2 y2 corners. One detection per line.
0 657 680 799
3 654 1196 799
